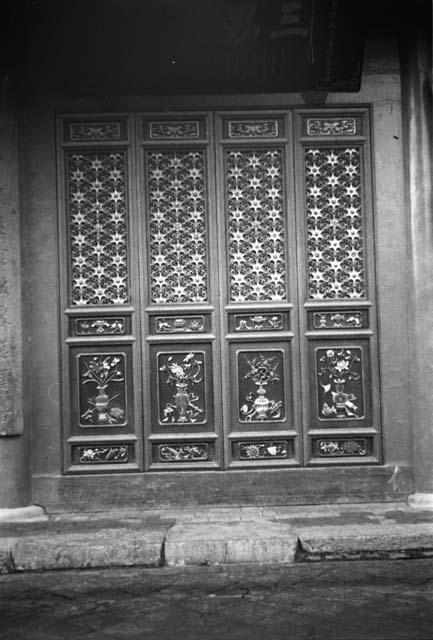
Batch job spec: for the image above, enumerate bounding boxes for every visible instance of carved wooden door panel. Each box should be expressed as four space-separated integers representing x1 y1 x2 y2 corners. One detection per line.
215 113 302 467
140 114 222 469
58 108 381 474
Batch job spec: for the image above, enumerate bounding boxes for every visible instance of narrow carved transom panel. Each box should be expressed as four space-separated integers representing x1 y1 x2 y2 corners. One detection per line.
76 444 130 463
226 149 287 303
147 151 208 304
316 347 364 420
67 152 129 306
305 147 365 299
158 352 207 425
317 438 367 457
238 440 288 460
237 351 285 422
158 443 209 462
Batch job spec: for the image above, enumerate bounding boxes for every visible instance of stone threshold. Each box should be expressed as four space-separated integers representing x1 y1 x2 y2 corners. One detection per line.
0 502 432 573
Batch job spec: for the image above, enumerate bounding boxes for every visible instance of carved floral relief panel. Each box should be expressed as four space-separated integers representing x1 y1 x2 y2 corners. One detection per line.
305 146 366 299
146 150 208 304
225 149 287 303
237 350 286 423
157 351 207 425
67 152 129 306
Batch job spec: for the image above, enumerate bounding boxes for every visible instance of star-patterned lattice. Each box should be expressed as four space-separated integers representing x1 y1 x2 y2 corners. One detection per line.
305 147 365 299
68 152 129 306
147 151 208 304
226 149 287 303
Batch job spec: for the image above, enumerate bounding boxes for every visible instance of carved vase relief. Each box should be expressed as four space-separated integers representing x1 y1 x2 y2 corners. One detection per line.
147 151 208 304
79 354 126 426
226 149 287 303
67 152 129 306
158 352 206 424
317 348 363 420
238 352 284 422
305 147 365 299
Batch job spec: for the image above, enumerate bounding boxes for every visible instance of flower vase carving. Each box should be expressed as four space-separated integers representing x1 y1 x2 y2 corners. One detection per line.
80 355 125 425
240 353 283 422
318 349 362 419
160 353 205 424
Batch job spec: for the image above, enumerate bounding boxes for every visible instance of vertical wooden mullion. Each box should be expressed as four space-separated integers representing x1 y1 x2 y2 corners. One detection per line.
129 114 145 471
206 112 224 469
284 109 304 466
214 113 231 469
135 115 151 470
292 111 310 467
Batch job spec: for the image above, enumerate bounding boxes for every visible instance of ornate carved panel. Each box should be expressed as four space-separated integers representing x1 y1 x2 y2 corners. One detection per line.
226 149 287 303
154 316 206 334
146 150 208 304
309 310 367 330
305 146 365 300
73 316 128 336
67 152 129 306
149 121 200 139
77 353 128 427
237 350 285 422
313 437 371 457
157 351 207 425
72 444 132 464
157 442 210 462
233 313 285 332
228 120 278 138
69 122 122 141
236 440 290 460
306 118 356 136
316 347 364 421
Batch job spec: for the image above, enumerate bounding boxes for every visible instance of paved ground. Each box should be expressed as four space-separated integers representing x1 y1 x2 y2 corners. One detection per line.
1 559 432 640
